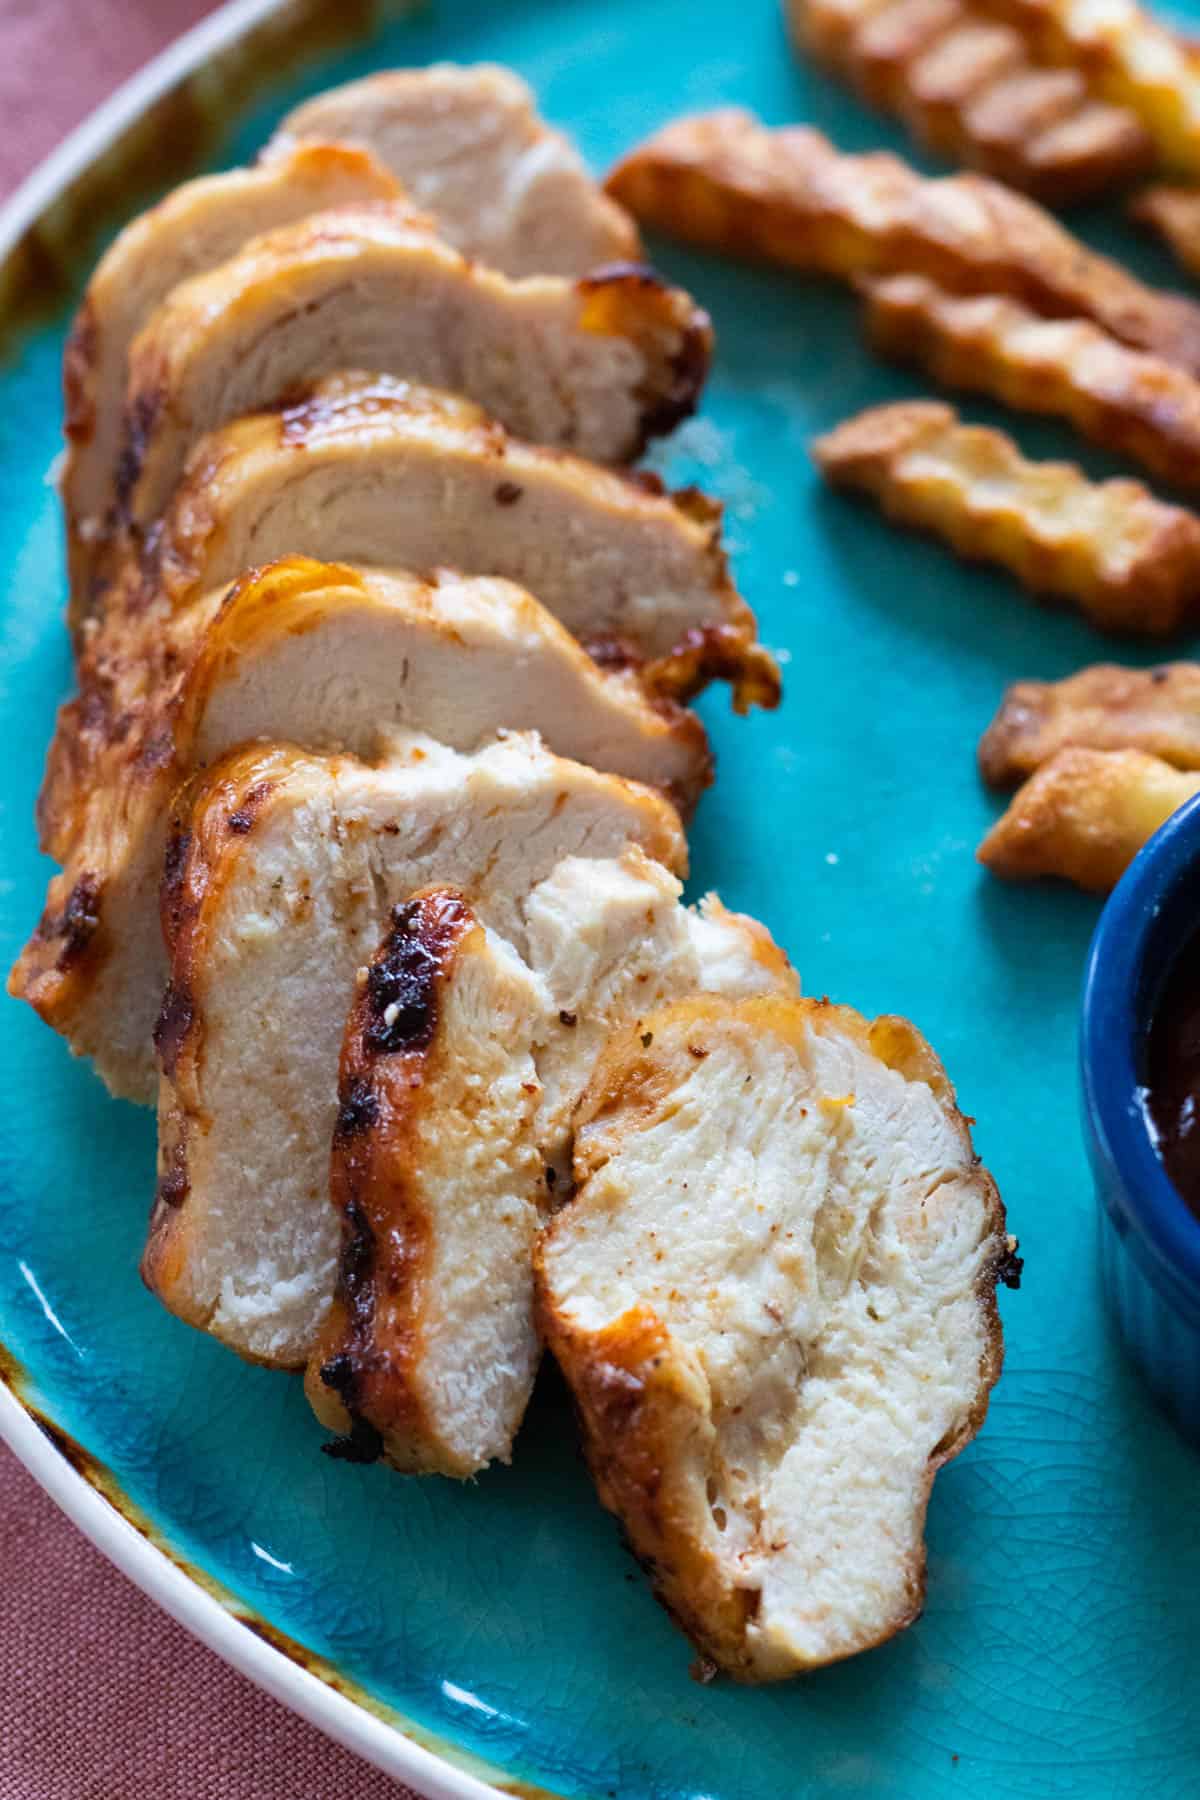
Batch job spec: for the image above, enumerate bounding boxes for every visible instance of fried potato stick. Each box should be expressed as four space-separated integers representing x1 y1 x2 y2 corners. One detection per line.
978 746 1200 889
606 111 1200 372
1131 184 1200 279
812 399 1200 635
979 663 1200 786
970 0 1200 179
863 272 1200 493
790 0 1151 202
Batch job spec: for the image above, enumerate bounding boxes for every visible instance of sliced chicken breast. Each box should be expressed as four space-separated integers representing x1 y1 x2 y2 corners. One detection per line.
520 850 797 1185
146 730 686 1368
62 142 400 623
13 558 707 1102
307 887 554 1476
273 64 641 278
141 373 777 708
307 848 798 1475
117 204 712 537
537 995 1014 1680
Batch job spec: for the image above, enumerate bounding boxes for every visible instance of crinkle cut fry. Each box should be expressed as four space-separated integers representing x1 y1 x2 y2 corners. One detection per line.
980 662 1200 787
605 110 1200 373
862 273 1200 494
789 0 1151 203
1132 185 1200 279
811 399 1200 636
979 746 1200 890
969 0 1200 178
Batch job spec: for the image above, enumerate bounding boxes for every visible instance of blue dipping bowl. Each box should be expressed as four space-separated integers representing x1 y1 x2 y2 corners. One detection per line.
1083 789 1200 1442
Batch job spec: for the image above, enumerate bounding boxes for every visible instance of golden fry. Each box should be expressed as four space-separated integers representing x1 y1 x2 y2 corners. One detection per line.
863 272 1200 492
606 111 1200 371
1131 184 1200 279
978 746 1200 890
971 0 1200 178
812 399 1200 635
790 0 1150 202
980 662 1200 786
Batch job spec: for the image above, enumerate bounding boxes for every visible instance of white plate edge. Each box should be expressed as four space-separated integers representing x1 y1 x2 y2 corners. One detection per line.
0 1382 509 1798
0 3 519 1795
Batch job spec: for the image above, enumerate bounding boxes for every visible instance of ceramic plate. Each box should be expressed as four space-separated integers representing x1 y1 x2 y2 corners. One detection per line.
4 1 1200 1794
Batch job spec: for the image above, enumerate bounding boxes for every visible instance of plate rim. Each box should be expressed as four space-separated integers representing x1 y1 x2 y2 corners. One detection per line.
0 1378 517 1799
0 3 552 1795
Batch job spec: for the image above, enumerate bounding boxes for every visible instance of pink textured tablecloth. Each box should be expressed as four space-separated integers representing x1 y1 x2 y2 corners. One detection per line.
0 4 418 1794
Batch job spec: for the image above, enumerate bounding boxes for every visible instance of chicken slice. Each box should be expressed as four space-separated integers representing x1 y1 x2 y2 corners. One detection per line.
146 731 686 1368
308 888 552 1476
521 850 797 1184
307 849 798 1475
536 995 1013 1680
117 203 711 538
130 373 776 707
272 63 640 278
62 142 400 624
13 558 707 1103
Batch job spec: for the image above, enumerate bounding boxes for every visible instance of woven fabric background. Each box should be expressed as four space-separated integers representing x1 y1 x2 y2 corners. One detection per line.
0 2 417 1792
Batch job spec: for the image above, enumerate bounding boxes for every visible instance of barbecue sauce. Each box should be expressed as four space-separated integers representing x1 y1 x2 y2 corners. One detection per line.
1145 929 1200 1218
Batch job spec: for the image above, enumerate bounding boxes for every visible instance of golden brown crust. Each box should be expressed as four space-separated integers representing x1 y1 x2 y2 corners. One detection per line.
978 745 1200 888
979 662 1200 787
132 372 766 712
812 399 1200 635
62 143 402 634
606 111 1200 370
968 0 1200 177
537 994 1011 1680
575 263 714 453
1132 185 1200 279
790 0 1151 202
140 743 304 1320
862 273 1200 495
306 888 478 1470
532 1297 757 1669
11 548 714 1075
116 207 713 533
10 564 308 1037
639 624 781 714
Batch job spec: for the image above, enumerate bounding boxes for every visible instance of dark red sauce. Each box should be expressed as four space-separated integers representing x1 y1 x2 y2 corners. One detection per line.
1144 929 1200 1218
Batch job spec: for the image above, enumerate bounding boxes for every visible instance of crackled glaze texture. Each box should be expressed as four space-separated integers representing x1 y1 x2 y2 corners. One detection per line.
3 0 1200 1795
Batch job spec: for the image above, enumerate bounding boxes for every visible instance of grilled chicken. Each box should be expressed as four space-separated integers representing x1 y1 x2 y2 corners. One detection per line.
13 558 709 1102
146 730 686 1368
119 373 777 707
61 142 400 625
116 203 711 538
273 63 641 278
307 848 798 1474
307 888 553 1476
537 994 1013 1679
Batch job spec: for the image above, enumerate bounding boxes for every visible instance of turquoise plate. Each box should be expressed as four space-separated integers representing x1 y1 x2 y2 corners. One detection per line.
4 1 1200 1794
